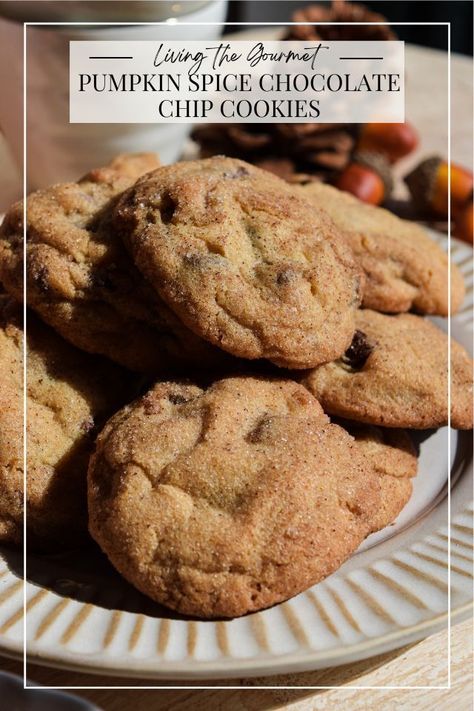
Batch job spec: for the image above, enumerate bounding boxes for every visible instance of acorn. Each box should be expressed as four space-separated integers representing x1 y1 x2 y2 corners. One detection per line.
334 151 393 205
454 200 473 245
405 156 473 218
357 121 419 163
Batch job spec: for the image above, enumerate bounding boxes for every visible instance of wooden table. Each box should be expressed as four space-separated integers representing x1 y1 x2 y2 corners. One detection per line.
0 42 472 709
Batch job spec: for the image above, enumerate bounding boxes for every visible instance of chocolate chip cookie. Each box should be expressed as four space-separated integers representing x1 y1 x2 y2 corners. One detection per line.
0 154 228 374
301 182 465 315
0 295 23 545
338 421 417 529
303 310 473 429
115 157 362 369
88 376 385 618
0 296 134 548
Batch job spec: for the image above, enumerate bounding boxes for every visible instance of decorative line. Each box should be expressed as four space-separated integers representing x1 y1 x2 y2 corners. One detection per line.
427 540 472 563
306 591 339 637
391 559 449 591
0 606 23 635
0 581 23 605
187 621 198 657
439 533 472 551
34 599 70 640
369 569 428 610
216 621 229 656
250 614 269 652
4 589 49 635
60 604 93 644
452 254 473 268
346 579 397 624
157 619 170 654
328 588 362 633
413 551 473 578
452 523 474 535
103 611 122 649
282 603 310 647
129 614 145 652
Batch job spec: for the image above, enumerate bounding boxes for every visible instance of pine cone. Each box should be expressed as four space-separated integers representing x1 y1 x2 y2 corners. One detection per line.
287 1 396 42
192 123 357 184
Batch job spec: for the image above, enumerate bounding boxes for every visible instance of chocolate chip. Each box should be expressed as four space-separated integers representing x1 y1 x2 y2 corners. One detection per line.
276 269 294 285
247 415 273 443
159 193 176 224
168 393 189 405
342 330 375 369
223 166 249 179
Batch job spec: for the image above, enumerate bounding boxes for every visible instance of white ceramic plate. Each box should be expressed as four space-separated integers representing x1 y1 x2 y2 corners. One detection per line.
0 232 471 681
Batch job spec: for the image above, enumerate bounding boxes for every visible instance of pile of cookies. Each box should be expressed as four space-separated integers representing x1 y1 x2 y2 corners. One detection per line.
0 154 471 619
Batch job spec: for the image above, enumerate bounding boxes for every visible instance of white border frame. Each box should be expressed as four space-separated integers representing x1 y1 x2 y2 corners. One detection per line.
21 18 453 692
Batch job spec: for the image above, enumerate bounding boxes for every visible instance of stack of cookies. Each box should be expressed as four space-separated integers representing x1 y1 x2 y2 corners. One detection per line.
0 154 471 619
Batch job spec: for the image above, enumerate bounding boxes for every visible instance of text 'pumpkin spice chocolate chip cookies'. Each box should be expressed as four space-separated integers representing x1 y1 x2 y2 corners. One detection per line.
114 157 363 369
300 182 465 315
303 310 473 430
0 295 135 548
0 154 229 374
88 376 392 619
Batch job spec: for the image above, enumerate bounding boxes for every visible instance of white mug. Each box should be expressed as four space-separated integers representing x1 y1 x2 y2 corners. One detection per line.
0 1 228 189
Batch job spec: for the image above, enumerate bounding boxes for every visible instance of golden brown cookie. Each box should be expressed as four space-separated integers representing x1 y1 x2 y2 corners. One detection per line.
303 310 473 429
0 297 134 548
0 296 23 545
88 376 387 619
0 154 229 374
300 182 465 315
336 421 417 530
115 157 362 369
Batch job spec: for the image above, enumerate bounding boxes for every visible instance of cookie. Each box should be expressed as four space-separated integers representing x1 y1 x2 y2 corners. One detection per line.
303 310 473 429
300 182 465 315
0 154 229 374
0 296 23 545
337 421 417 530
114 157 362 369
88 376 388 618
0 296 134 548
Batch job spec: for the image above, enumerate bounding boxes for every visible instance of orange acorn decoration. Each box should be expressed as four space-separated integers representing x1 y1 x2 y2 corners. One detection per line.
357 122 419 163
405 156 473 218
334 151 392 205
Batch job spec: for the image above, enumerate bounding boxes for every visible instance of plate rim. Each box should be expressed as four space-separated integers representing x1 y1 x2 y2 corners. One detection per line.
12 601 474 680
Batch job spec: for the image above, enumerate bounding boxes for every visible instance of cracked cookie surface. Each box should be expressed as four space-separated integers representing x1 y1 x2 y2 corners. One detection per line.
0 296 133 548
301 182 465 315
88 376 388 618
303 310 473 429
114 157 362 368
337 421 417 530
0 154 228 373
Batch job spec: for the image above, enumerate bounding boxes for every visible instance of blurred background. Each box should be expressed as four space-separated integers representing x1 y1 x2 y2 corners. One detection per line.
0 0 472 241
227 0 473 54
